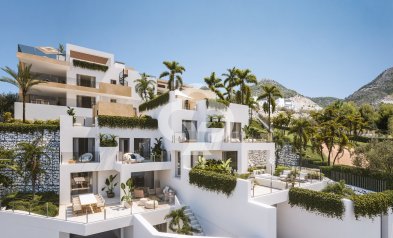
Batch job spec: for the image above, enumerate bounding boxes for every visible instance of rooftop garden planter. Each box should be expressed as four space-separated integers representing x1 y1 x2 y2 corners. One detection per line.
205 98 229 110
99 133 118 147
97 115 158 129
189 168 237 197
0 121 59 133
139 92 170 112
73 59 108 72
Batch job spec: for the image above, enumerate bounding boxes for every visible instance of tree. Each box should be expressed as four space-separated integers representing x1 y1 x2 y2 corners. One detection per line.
0 63 46 122
165 207 198 235
16 138 50 196
289 118 311 168
222 67 238 101
159 61 185 91
389 116 393 136
0 93 18 119
135 73 156 101
272 112 292 135
376 103 393 133
0 147 17 188
354 140 393 174
257 84 283 131
204 72 224 100
235 69 257 105
359 103 376 131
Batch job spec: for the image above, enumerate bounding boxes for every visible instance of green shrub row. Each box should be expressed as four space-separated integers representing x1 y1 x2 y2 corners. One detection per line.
321 165 393 190
288 187 345 219
351 191 393 219
139 92 170 112
301 158 328 168
189 168 237 197
205 98 228 110
73 59 108 72
0 122 59 133
97 115 158 129
349 135 393 143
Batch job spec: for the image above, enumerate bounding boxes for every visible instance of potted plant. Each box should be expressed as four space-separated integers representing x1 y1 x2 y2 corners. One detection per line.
121 178 134 208
101 174 118 198
151 137 164 161
66 106 76 123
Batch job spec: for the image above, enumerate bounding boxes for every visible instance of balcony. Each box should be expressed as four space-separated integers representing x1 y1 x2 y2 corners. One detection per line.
61 152 100 164
116 151 169 164
37 73 66 84
26 94 66 106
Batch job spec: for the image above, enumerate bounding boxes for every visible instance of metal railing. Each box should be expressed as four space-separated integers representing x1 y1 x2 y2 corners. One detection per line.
116 151 170 164
37 73 67 84
328 171 386 192
172 131 199 143
60 152 100 164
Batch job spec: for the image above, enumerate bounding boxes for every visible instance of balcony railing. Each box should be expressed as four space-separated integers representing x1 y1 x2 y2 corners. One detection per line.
37 73 66 84
27 94 66 106
116 151 170 164
60 152 100 164
18 44 66 61
73 116 95 127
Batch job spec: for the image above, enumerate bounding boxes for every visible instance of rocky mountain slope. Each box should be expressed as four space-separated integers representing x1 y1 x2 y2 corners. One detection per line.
250 79 299 98
345 67 393 105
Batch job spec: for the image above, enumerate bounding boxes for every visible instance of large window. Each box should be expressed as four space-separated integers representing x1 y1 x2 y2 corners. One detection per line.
134 138 151 160
191 151 203 168
223 151 238 171
131 171 154 188
71 172 94 196
77 74 96 88
73 138 97 162
182 120 197 142
175 151 181 177
77 95 96 108
230 122 242 141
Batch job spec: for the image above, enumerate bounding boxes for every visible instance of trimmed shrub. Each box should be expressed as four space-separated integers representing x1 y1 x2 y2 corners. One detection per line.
288 187 345 219
0 122 59 133
351 192 392 219
99 134 118 147
189 168 237 196
97 115 158 129
139 92 170 112
73 59 108 72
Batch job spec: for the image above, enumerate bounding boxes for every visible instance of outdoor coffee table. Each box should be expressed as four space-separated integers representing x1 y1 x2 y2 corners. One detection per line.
79 193 97 213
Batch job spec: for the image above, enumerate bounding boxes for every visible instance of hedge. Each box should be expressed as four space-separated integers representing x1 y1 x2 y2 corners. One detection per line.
349 135 393 143
321 165 393 190
351 191 393 219
0 122 59 133
189 168 237 197
97 115 158 129
288 187 345 219
139 92 170 112
73 59 108 72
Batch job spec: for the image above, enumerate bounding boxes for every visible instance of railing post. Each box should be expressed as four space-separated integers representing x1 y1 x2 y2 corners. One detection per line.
65 206 67 221
12 201 14 212
86 210 88 223
104 208 106 220
46 202 49 217
29 203 31 215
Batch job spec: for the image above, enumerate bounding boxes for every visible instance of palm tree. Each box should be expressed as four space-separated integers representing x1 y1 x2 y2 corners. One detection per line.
159 61 185 91
0 63 46 122
289 118 311 169
204 72 224 100
257 84 283 131
235 69 257 104
165 207 198 235
222 67 238 101
135 73 156 101
16 138 50 196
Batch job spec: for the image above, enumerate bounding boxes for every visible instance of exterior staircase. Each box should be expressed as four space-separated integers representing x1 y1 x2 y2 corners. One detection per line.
184 206 205 236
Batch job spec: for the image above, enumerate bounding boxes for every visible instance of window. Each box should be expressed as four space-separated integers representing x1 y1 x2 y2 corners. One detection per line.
191 151 203 168
110 79 117 85
110 99 117 103
175 151 181 177
77 96 96 108
134 138 151 160
230 122 242 141
182 120 197 142
223 151 238 171
73 138 96 161
70 172 94 197
76 74 96 88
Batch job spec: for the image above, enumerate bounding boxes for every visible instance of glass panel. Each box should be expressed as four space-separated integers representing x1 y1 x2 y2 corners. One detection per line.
71 172 93 196
134 138 151 159
182 120 197 141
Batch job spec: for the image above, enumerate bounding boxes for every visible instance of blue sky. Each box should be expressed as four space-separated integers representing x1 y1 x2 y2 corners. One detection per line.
0 0 392 98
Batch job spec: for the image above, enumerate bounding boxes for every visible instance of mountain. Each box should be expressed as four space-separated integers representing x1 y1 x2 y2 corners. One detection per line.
250 79 300 98
309 97 340 108
345 67 393 105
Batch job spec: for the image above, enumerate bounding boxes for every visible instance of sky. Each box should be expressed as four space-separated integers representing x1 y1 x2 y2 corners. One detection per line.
0 0 392 98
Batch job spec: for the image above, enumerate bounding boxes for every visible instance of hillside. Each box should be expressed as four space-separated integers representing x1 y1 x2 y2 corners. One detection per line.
345 67 393 105
310 97 340 108
250 79 300 98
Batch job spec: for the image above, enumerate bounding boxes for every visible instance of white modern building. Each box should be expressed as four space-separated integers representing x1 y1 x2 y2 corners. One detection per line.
1 44 392 238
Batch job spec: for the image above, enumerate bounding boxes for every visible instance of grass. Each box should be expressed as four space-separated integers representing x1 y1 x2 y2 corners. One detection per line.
1 192 59 217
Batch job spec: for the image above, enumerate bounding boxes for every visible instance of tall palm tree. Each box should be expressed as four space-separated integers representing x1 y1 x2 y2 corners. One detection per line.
16 138 50 196
159 61 185 91
222 67 238 101
204 72 224 100
135 73 156 101
0 63 45 122
257 84 283 131
165 207 198 235
235 69 257 104
289 118 311 168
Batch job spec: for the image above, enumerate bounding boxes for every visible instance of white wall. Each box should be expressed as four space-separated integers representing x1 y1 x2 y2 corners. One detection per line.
277 199 383 238
15 102 92 120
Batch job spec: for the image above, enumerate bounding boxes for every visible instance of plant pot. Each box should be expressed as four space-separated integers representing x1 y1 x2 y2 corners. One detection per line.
106 191 115 198
123 201 132 208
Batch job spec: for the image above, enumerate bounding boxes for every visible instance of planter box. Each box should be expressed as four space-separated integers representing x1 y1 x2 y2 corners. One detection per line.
208 128 225 143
